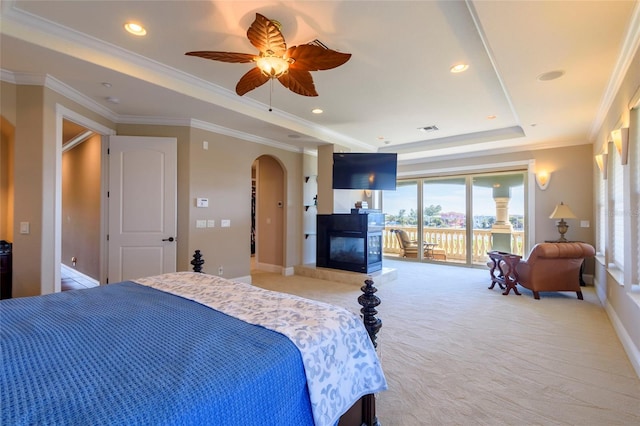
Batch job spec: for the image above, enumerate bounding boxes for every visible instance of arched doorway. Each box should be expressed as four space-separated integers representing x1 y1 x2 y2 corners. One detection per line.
251 155 285 273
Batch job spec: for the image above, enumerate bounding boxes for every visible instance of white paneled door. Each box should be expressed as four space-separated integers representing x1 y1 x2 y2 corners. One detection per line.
108 136 177 282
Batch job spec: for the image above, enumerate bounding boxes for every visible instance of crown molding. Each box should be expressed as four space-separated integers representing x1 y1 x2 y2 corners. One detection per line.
189 119 303 153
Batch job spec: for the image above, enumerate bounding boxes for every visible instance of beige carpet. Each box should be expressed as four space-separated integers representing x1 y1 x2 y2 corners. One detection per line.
251 259 640 426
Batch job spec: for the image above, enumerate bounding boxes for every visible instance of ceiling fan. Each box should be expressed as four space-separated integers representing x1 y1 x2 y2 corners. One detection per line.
186 13 351 98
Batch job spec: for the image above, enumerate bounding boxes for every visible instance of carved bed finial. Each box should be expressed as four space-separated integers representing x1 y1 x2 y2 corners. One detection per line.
358 278 382 348
191 250 204 273
358 278 382 426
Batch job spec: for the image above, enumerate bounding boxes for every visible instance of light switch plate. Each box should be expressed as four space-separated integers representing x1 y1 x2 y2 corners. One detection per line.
580 220 590 228
20 221 30 234
207 220 215 228
221 219 231 228
196 220 206 228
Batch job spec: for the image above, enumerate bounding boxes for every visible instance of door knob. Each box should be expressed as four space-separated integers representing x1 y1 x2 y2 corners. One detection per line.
162 237 175 242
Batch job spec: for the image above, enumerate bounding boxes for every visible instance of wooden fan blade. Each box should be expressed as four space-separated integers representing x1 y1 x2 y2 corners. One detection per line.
247 13 287 56
236 67 270 96
277 68 318 97
185 51 256 63
286 44 351 71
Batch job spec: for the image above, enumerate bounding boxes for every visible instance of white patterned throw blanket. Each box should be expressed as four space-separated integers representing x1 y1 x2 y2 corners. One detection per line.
135 272 387 426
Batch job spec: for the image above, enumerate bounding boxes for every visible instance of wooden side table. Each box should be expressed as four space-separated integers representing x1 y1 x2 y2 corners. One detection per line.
487 251 522 296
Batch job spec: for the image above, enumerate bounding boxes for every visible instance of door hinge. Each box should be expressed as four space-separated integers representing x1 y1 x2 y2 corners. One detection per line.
106 234 109 241
107 148 110 155
107 191 109 198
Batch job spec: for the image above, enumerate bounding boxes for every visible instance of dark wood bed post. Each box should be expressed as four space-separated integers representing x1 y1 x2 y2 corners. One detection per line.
191 250 204 273
359 278 382 426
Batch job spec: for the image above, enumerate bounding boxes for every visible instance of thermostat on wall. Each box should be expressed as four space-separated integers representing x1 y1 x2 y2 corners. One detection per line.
196 198 209 208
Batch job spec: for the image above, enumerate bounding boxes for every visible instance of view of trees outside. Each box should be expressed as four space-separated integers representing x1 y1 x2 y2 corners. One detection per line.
383 177 525 230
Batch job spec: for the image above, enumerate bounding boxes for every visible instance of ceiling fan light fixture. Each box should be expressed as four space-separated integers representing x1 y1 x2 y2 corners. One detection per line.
256 55 290 78
185 13 351 97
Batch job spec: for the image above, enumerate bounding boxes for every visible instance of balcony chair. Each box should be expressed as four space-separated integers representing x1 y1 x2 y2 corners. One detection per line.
392 229 419 258
392 229 447 260
515 242 595 300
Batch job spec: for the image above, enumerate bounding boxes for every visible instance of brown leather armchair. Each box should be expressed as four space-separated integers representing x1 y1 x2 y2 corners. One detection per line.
515 242 595 300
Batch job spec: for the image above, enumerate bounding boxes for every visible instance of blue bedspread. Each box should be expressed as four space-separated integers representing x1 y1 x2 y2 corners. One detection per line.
1 282 315 425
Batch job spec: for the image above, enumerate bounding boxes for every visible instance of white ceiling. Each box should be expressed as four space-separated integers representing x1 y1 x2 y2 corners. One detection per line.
1 0 639 165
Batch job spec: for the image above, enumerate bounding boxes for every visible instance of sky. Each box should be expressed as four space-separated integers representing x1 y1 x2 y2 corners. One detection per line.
382 180 525 217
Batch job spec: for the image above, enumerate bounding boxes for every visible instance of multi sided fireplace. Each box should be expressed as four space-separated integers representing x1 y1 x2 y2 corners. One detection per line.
317 211 384 274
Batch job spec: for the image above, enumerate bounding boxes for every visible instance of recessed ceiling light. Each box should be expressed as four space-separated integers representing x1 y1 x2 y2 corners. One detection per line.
537 70 565 81
101 82 112 88
124 22 147 36
450 63 469 73
311 108 323 114
487 115 497 120
106 96 120 104
419 125 439 132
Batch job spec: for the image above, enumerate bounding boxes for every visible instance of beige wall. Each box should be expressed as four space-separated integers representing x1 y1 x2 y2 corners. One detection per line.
1 116 15 242
1 82 17 243
13 85 47 297
61 134 101 279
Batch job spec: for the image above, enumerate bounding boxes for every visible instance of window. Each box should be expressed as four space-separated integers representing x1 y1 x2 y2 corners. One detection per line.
596 169 606 256
609 144 624 270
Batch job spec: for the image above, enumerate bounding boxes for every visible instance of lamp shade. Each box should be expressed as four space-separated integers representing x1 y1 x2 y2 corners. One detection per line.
549 202 577 219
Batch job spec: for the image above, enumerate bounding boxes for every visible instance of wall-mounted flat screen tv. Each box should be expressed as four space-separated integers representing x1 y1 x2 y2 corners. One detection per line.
332 153 397 190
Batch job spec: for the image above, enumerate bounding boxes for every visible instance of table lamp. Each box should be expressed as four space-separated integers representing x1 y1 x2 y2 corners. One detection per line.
549 202 577 242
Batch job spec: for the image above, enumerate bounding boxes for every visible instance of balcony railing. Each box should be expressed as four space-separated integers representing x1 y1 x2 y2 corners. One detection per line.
384 226 525 263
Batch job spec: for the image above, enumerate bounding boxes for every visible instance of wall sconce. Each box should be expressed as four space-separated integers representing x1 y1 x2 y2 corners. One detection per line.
611 127 629 165
535 170 551 190
595 153 608 179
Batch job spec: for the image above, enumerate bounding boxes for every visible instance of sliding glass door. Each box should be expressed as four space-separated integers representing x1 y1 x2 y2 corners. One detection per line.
471 173 525 266
423 177 466 263
383 171 527 266
382 181 418 257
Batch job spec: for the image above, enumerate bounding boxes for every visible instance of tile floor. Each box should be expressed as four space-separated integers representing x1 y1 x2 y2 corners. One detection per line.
61 265 99 291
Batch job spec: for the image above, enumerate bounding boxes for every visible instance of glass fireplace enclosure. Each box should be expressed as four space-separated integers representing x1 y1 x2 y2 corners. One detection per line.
317 212 384 273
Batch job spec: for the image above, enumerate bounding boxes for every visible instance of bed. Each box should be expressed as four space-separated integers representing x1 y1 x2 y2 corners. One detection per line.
1 261 387 426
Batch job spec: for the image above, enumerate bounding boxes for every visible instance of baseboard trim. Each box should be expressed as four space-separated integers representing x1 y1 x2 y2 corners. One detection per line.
601 286 640 379
255 262 283 274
